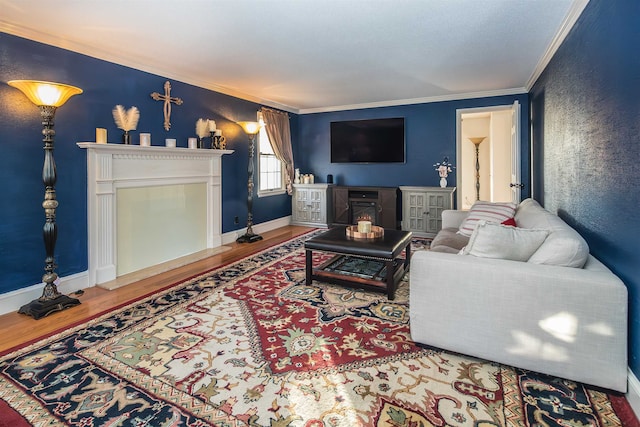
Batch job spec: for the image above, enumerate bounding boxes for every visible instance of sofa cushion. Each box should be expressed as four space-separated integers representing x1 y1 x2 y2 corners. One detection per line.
515 198 589 268
458 201 517 237
430 227 469 253
462 221 549 261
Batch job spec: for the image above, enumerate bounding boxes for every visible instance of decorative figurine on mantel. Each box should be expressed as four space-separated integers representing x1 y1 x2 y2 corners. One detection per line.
434 156 455 188
208 120 227 149
112 105 140 144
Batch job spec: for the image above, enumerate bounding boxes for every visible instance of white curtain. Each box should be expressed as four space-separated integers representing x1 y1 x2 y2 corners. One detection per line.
260 107 295 195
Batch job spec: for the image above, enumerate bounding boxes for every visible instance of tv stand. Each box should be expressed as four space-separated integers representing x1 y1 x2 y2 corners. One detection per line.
332 186 398 229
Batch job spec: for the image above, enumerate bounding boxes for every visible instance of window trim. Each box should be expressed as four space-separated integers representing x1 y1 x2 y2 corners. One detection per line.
256 113 286 198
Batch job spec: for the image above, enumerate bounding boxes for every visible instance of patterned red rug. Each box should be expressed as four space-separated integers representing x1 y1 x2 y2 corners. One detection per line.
0 231 636 426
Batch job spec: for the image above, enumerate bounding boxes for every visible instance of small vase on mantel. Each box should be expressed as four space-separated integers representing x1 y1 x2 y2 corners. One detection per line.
122 131 131 145
440 177 447 188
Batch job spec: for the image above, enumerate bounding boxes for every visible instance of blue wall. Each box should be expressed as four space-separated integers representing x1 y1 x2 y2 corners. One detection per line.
0 32 293 295
530 0 640 375
297 96 530 193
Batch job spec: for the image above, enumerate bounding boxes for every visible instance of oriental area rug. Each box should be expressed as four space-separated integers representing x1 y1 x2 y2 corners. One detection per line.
0 231 635 426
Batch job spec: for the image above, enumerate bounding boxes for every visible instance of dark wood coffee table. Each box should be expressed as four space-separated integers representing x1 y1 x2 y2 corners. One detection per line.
304 226 412 300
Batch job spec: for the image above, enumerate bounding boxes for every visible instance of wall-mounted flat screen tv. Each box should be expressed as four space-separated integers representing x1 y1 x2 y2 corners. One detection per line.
330 117 405 163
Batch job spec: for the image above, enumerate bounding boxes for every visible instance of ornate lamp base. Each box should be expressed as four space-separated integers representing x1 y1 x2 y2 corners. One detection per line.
19 294 81 320
236 232 263 243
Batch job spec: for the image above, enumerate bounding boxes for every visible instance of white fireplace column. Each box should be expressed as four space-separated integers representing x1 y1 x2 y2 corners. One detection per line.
77 143 233 286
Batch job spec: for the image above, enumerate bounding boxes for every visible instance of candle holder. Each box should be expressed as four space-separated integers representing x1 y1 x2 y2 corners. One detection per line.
210 131 218 149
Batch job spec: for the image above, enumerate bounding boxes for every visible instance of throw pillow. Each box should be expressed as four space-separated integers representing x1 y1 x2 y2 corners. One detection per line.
462 221 549 261
502 217 517 227
458 201 517 237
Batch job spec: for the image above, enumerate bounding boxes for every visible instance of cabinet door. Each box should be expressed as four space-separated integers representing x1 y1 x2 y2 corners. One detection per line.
308 189 326 223
378 188 397 229
294 188 311 222
405 191 428 232
333 187 349 224
425 193 450 234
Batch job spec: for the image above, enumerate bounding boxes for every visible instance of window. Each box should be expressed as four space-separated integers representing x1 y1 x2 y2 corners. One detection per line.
257 114 285 197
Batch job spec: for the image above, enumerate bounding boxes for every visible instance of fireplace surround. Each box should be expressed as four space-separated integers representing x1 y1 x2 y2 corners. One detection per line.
78 143 233 287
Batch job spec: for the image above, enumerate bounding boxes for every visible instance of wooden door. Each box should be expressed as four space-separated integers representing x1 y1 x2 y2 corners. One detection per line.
378 188 397 229
333 187 349 224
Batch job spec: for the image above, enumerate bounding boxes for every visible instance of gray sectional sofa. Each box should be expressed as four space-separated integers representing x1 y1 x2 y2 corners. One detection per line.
409 198 628 392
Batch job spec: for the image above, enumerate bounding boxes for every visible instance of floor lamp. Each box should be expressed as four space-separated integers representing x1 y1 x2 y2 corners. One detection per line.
236 121 263 243
8 80 83 319
468 137 486 201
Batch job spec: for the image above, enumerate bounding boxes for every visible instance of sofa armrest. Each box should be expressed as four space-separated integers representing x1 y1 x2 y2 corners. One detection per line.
441 209 469 229
409 251 628 392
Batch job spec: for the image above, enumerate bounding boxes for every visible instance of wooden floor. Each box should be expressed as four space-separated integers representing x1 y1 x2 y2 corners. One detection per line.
0 225 312 354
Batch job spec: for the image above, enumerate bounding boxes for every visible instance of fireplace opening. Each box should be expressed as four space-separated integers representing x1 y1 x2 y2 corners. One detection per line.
350 201 378 225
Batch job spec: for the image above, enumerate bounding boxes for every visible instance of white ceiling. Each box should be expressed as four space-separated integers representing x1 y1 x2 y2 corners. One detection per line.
0 0 587 114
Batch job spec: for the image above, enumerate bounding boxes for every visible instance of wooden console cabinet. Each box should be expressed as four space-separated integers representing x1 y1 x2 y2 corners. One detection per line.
399 186 455 237
332 186 398 229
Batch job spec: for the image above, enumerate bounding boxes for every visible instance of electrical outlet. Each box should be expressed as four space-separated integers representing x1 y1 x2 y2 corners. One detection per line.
234 216 239 224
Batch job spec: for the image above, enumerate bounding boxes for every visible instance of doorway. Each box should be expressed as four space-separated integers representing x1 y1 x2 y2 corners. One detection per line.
456 101 521 210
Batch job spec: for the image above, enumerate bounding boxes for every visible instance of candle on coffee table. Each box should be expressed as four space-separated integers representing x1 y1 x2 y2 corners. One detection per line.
358 220 372 233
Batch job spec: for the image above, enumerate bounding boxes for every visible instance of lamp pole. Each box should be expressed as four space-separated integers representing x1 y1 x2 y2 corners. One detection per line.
8 80 83 319
236 121 263 243
469 137 486 201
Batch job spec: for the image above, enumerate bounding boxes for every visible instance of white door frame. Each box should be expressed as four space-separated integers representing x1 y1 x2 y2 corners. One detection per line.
456 103 522 209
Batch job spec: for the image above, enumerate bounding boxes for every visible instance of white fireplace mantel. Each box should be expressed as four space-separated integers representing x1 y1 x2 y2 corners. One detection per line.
77 142 233 286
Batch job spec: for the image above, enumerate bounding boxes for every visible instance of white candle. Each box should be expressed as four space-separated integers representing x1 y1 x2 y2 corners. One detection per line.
139 133 151 146
214 129 222 136
208 120 216 132
358 220 372 234
96 128 107 144
165 138 176 148
188 137 197 149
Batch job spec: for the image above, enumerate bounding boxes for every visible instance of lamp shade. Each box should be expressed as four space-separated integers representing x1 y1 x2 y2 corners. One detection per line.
8 80 83 107
237 121 262 135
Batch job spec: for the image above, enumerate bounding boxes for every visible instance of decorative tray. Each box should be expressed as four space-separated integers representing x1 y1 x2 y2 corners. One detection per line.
346 225 384 240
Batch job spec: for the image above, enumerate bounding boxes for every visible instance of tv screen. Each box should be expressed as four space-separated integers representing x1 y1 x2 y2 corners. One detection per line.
331 117 405 163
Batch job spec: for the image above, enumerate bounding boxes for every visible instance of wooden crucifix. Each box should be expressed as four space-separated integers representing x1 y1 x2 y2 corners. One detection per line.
150 80 183 131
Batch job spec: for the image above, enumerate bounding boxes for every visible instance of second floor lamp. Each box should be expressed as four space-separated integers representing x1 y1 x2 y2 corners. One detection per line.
236 121 263 243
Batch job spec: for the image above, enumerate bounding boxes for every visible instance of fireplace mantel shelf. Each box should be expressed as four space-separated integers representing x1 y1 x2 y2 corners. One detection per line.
77 142 234 157
78 142 233 287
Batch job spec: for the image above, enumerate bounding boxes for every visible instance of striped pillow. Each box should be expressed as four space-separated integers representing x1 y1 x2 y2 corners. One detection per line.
458 201 517 237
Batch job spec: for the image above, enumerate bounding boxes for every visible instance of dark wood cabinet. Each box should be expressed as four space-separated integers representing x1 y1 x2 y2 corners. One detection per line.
331 186 398 229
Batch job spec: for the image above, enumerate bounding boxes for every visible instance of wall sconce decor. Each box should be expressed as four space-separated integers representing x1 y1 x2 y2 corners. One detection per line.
236 121 263 243
150 80 183 131
8 80 83 319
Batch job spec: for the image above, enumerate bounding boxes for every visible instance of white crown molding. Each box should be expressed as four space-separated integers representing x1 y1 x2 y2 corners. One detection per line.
526 0 590 90
1 0 584 117
298 88 527 115
0 22 299 114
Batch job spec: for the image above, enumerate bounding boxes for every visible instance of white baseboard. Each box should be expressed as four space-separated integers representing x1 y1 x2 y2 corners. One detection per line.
222 216 292 245
0 216 293 316
627 368 640 419
0 271 90 316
